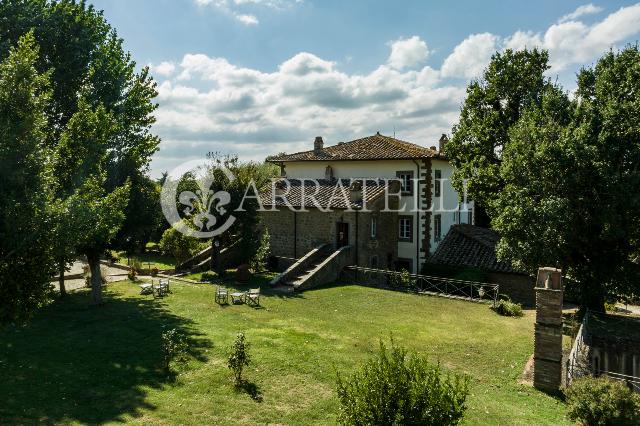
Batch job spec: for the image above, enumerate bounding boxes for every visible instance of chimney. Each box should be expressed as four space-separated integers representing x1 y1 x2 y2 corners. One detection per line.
438 134 449 151
314 136 324 152
325 165 334 180
533 267 564 392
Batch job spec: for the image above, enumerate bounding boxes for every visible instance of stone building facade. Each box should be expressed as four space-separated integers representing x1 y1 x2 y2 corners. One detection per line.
260 178 399 269
261 133 473 273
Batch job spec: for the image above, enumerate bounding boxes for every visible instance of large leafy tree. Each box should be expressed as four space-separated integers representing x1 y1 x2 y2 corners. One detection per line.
444 49 551 219
0 0 160 304
0 33 56 323
492 46 640 311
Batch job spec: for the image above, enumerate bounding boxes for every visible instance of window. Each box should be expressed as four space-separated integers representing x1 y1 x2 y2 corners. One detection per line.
434 214 442 242
434 169 441 197
369 255 378 269
370 216 377 239
394 258 412 272
453 205 461 224
396 170 414 195
398 216 412 241
467 209 473 225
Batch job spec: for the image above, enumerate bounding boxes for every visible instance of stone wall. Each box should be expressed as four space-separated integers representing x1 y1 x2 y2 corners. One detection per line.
260 195 398 265
486 272 535 306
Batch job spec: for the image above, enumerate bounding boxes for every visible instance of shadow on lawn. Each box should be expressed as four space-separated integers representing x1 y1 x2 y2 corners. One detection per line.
0 289 211 424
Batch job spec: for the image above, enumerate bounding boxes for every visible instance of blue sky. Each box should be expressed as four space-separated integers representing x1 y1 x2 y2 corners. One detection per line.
90 1 640 176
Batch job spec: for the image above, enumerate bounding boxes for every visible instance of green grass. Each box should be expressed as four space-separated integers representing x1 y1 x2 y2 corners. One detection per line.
0 279 568 425
112 251 177 270
182 269 277 285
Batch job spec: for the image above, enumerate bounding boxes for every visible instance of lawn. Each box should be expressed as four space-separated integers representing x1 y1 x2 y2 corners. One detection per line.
111 251 178 270
0 279 568 425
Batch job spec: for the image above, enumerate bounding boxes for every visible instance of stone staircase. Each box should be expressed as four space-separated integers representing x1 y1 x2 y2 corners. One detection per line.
175 239 242 273
270 244 353 292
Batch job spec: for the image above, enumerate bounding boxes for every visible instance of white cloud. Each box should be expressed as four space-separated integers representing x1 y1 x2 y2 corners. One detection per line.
559 3 603 23
151 61 177 77
149 4 640 175
150 44 458 173
441 33 499 79
504 3 640 71
387 36 430 70
194 0 300 25
235 13 258 25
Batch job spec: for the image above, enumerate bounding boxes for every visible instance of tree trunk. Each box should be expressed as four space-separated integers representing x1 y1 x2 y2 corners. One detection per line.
86 252 103 305
58 259 66 298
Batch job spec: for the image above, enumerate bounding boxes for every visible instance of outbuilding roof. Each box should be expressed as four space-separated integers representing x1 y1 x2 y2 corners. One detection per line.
429 224 524 275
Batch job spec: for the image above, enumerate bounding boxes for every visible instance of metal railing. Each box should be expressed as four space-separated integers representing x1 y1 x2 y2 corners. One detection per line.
565 311 640 393
567 311 590 385
343 266 499 306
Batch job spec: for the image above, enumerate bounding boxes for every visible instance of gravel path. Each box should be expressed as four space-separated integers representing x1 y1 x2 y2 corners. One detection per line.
50 260 130 292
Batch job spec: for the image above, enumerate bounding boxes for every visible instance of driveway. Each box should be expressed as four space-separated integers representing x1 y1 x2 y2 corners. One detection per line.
51 260 130 292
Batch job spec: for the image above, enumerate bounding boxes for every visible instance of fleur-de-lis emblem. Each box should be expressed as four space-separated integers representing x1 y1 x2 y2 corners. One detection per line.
178 188 231 231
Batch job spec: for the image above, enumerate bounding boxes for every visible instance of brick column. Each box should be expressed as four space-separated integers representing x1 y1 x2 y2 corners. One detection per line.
533 267 563 392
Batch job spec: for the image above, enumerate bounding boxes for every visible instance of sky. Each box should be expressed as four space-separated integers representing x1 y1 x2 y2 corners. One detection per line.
89 0 640 177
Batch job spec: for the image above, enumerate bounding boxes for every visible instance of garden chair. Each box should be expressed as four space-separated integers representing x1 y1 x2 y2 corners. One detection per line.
159 278 170 294
215 286 228 305
246 288 260 307
139 283 153 295
154 279 169 297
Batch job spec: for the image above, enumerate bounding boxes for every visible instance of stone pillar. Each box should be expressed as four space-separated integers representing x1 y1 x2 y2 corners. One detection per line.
534 267 564 392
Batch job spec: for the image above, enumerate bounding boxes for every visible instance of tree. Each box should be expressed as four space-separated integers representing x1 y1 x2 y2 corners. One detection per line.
0 1 160 305
0 32 57 323
491 46 640 311
112 174 164 255
250 230 270 272
444 49 551 219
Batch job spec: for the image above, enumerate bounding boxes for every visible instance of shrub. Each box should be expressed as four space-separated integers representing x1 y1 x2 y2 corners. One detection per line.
161 329 190 372
566 376 640 426
127 268 137 281
390 269 412 290
250 230 270 272
159 224 202 263
200 271 218 282
492 299 523 317
228 332 251 386
336 339 469 425
131 259 143 273
150 267 159 277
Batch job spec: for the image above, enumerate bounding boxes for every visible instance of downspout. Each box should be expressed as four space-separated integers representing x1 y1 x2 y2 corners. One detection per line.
355 207 359 266
293 211 297 258
412 159 421 273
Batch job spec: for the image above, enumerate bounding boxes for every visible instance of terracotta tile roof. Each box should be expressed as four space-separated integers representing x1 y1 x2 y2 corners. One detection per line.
429 224 524 275
268 133 440 162
260 178 393 209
